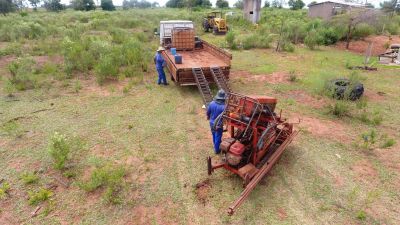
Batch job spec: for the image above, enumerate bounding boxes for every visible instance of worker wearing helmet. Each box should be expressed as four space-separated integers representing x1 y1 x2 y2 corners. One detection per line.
154 47 168 85
207 90 226 154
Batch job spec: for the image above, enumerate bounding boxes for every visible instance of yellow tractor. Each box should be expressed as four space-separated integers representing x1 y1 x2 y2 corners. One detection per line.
203 11 228 35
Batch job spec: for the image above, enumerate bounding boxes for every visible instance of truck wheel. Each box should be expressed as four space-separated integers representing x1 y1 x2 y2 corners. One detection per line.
213 26 218 35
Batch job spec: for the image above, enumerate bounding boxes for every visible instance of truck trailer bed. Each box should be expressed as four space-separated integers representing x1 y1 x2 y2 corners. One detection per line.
162 40 232 86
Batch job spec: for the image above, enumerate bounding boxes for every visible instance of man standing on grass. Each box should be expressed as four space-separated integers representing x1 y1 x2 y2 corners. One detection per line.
207 90 226 154
154 47 168 85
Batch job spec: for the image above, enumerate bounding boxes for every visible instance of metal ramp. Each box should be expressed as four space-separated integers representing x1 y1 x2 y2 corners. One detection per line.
192 67 213 105
211 67 231 93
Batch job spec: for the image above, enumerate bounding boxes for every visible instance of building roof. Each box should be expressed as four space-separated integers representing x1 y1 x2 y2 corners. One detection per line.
309 0 365 7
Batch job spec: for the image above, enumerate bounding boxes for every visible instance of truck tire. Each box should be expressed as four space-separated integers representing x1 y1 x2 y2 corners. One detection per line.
328 78 364 101
203 19 209 32
213 26 218 35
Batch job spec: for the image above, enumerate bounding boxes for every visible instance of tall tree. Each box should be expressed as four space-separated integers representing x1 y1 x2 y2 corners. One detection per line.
288 0 304 10
0 0 16 15
43 0 65 11
216 0 228 8
271 0 282 8
71 0 96 11
264 0 270 7
28 0 41 11
101 0 115 10
380 0 399 13
166 0 184 8
234 0 243 9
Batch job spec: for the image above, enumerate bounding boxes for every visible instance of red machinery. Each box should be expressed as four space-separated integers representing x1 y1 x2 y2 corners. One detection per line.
207 92 298 215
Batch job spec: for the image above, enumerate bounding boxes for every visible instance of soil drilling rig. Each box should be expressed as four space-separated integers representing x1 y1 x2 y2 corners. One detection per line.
207 92 298 215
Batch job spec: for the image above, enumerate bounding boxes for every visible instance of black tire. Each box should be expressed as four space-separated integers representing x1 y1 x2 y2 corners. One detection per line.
213 26 218 35
328 78 364 101
203 19 209 32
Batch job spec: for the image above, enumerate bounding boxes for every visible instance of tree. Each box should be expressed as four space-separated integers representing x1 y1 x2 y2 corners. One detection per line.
234 0 243 9
365 3 374 8
201 0 211 7
271 0 282 8
166 0 184 8
151 1 159 7
288 0 304 10
216 0 228 8
71 0 96 11
380 0 399 13
264 0 270 7
307 1 316 6
43 0 65 11
0 0 16 15
101 0 115 10
137 0 151 8
28 0 41 10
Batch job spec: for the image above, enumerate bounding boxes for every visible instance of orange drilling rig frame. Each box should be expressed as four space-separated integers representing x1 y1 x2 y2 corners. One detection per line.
207 92 298 215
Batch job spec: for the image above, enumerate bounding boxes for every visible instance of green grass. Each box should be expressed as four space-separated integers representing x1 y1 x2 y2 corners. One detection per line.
0 8 399 225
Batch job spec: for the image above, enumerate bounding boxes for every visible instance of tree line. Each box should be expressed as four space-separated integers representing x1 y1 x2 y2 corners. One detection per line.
1 0 399 15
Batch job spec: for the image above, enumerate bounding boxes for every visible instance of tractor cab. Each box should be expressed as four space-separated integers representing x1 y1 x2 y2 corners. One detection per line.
203 11 228 34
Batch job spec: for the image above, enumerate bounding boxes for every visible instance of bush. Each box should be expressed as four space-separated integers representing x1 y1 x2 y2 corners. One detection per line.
320 27 341 45
356 210 367 220
328 101 349 117
381 138 396 148
353 23 375 40
79 164 126 204
0 182 10 200
226 31 236 49
48 132 70 170
305 29 323 50
28 188 53 205
20 172 39 185
95 55 119 85
7 57 37 91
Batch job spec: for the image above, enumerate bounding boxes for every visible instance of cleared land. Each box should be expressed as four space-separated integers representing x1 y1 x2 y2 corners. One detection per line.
1 9 400 225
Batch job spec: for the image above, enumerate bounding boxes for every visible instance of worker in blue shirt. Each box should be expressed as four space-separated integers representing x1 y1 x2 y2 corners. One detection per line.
207 90 226 154
154 47 168 85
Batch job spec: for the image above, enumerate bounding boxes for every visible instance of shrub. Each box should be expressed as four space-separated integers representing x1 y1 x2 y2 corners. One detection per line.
320 27 340 45
28 188 53 205
20 172 39 185
305 29 323 50
361 129 377 149
0 182 10 200
95 55 119 85
48 132 70 170
381 138 395 148
353 23 375 40
226 31 236 49
74 80 82 93
7 57 37 91
242 35 258 50
356 210 367 220
288 70 297 82
79 164 126 204
328 101 349 117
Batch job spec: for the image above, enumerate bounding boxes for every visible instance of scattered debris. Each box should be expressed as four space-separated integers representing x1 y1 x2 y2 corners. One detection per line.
195 179 211 205
31 206 42 218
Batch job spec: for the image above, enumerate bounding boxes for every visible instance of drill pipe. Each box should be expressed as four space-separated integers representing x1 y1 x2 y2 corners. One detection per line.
227 130 299 215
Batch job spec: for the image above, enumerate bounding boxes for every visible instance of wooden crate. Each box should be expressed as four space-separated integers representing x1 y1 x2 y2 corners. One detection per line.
172 27 195 50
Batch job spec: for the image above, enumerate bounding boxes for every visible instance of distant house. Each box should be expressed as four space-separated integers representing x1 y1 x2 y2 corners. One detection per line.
308 0 366 21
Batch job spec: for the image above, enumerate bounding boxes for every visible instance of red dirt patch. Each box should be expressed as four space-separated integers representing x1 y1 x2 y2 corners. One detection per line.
131 200 178 225
364 89 386 102
277 208 287 220
351 159 378 183
290 114 351 142
336 35 400 56
0 55 16 69
195 179 212 205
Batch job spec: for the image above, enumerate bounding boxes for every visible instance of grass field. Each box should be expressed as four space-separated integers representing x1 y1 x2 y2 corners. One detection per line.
1 8 400 225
